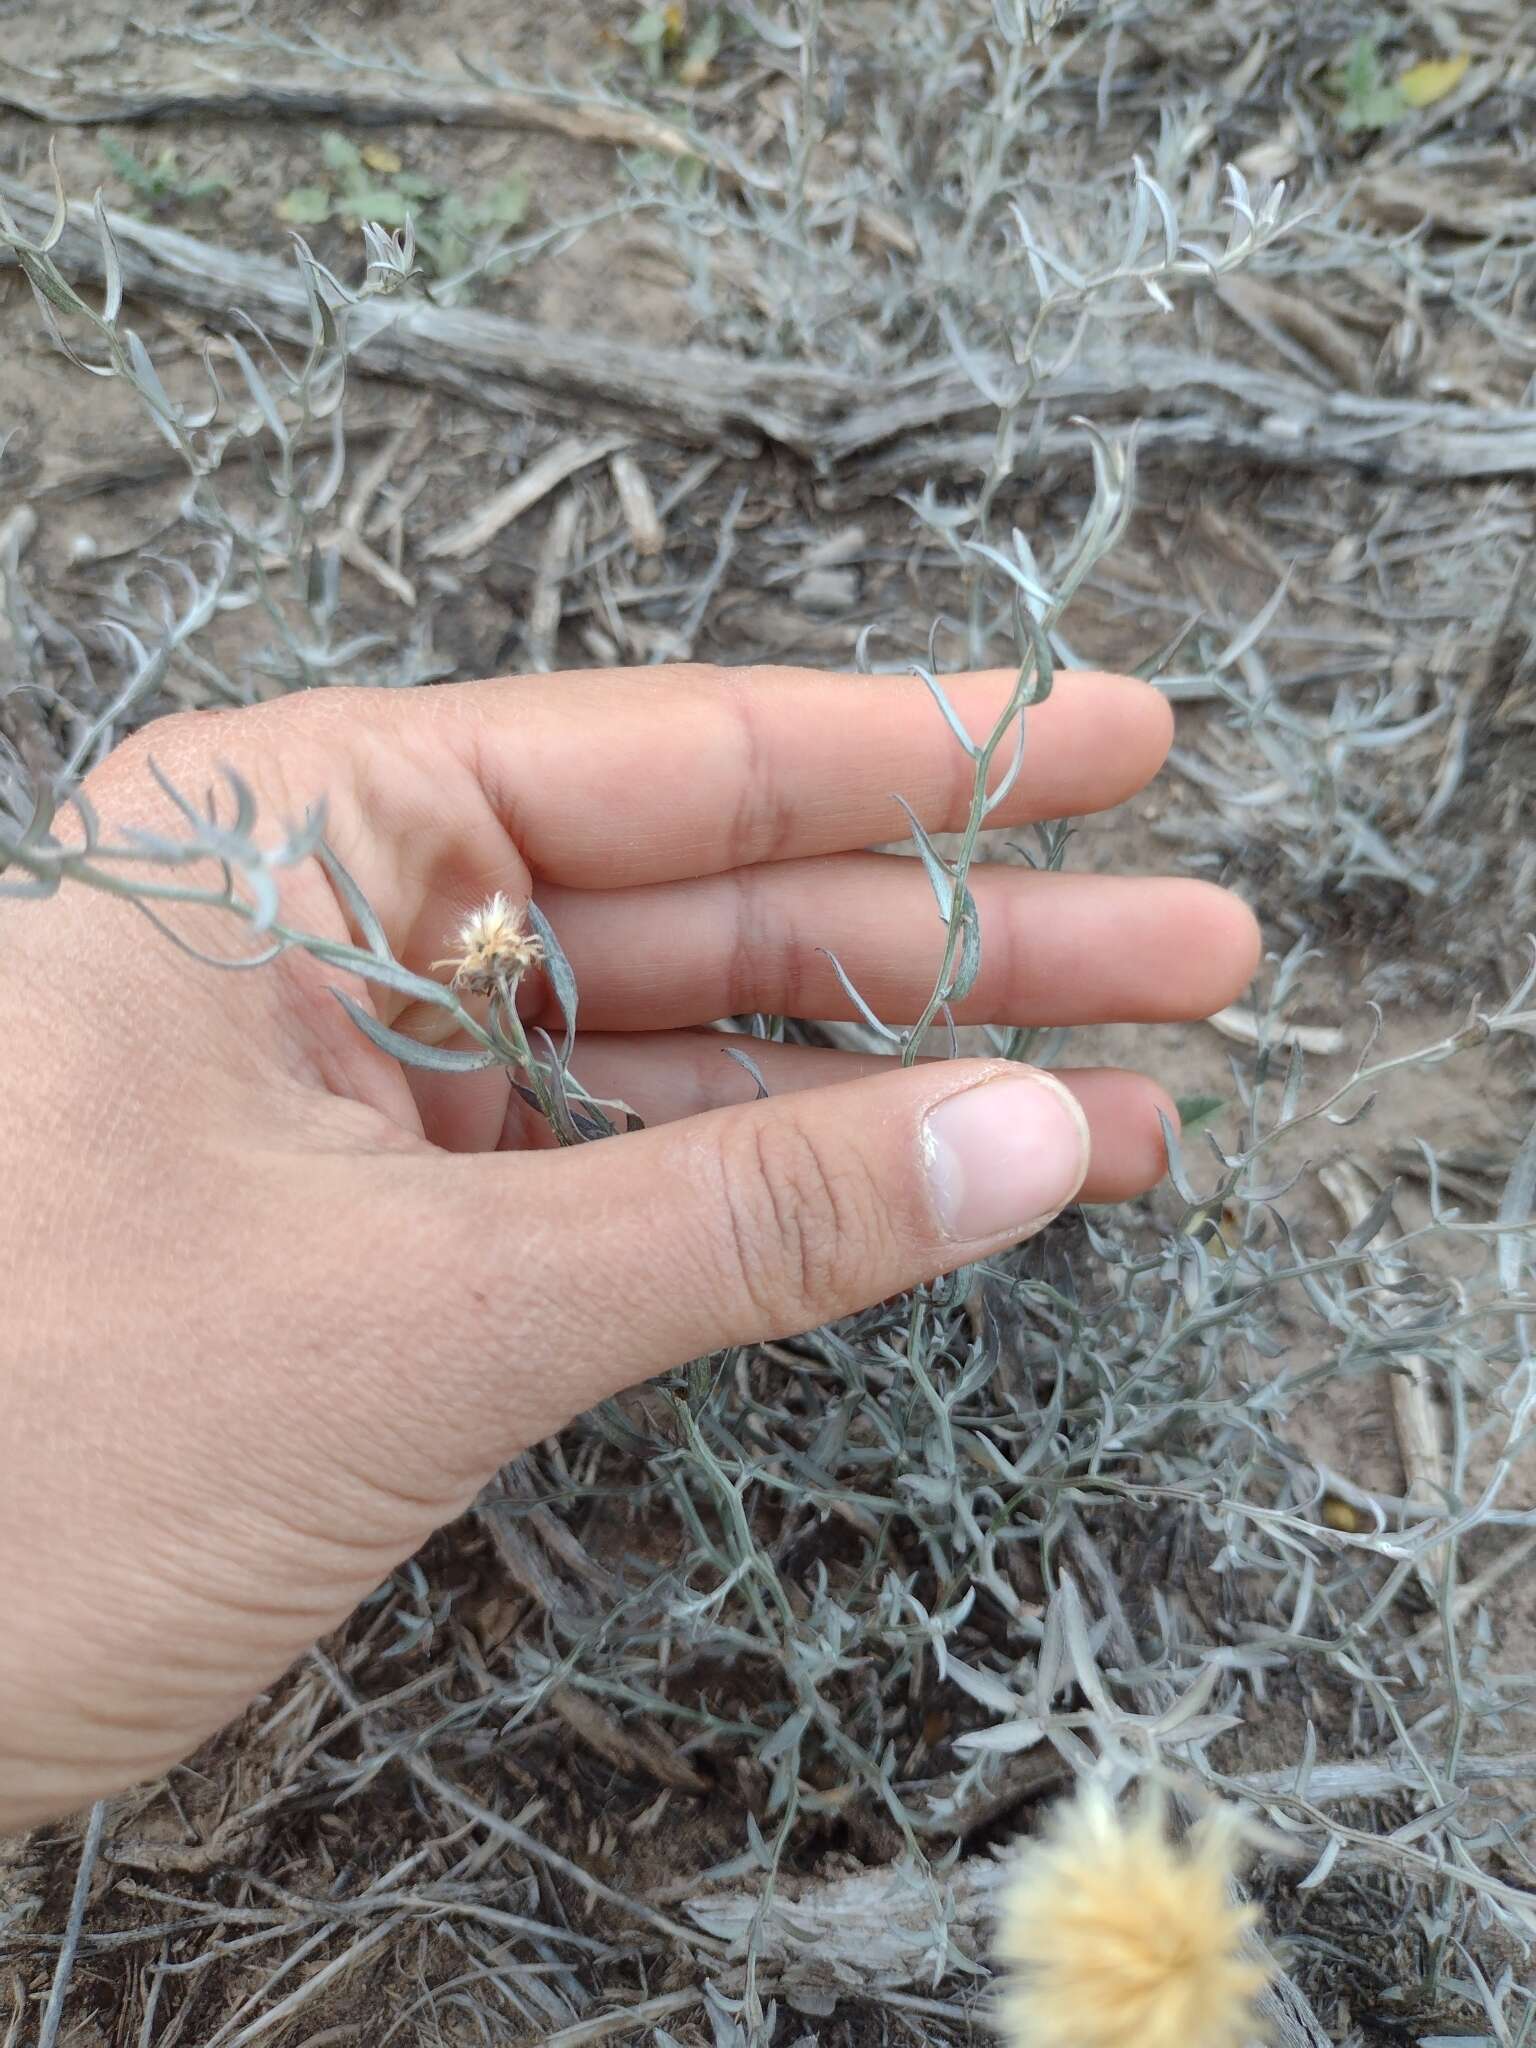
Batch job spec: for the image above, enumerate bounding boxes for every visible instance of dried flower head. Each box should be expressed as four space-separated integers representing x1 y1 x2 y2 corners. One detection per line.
994 1785 1270 2048
434 892 543 996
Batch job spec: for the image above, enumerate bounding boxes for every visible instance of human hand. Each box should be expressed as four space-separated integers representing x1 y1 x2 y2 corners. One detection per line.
0 663 1258 1829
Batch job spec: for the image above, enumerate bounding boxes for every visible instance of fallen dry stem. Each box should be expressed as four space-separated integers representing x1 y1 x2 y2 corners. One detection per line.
0 70 916 256
6 183 1536 480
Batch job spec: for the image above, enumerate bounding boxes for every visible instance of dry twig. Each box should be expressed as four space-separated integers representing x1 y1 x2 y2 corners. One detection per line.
423 434 628 560
524 490 581 670
1207 1005 1346 1056
548 1686 710 1796
1318 1156 1447 1521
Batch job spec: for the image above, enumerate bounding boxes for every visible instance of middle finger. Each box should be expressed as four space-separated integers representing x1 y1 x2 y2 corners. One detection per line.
528 855 1260 1033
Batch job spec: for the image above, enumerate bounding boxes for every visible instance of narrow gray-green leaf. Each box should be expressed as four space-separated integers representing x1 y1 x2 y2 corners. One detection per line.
332 990 502 1072
525 899 577 1060
1338 1179 1399 1256
816 947 902 1042
227 334 289 450
124 329 186 448
93 190 123 325
909 663 979 758
1158 1109 1201 1203
721 1045 770 1099
530 1025 594 1146
1134 158 1181 266
947 895 983 1004
318 838 391 959
891 793 956 921
308 940 463 1009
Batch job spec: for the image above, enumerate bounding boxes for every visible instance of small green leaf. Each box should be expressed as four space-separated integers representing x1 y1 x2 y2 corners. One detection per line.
100 136 145 180
335 186 412 226
1176 1093 1228 1136
629 7 672 43
105 138 156 191
1339 84 1407 130
393 170 440 200
1330 33 1408 130
279 185 333 225
19 246 92 317
480 175 530 227
680 10 723 81
1340 30 1386 102
321 131 364 174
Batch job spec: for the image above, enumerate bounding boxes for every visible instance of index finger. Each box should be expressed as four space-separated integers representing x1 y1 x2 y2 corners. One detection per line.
443 663 1172 888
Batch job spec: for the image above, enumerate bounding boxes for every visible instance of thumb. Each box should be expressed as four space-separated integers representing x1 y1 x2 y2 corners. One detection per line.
395 1059 1091 1463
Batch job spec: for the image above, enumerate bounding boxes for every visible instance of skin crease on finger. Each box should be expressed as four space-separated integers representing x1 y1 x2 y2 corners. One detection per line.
0 662 1260 1830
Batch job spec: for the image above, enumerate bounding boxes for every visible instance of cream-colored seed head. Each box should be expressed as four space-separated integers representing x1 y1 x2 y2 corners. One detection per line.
435 892 544 995
994 1785 1270 2048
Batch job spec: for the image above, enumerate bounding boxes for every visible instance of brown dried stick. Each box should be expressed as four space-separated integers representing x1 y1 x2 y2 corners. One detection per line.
422 432 629 560
0 174 869 454
0 72 916 258
6 182 1536 479
1318 1158 1446 1525
685 1857 1330 2046
525 488 582 671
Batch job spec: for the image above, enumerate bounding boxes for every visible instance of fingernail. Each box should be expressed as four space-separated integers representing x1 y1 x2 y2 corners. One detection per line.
923 1072 1089 1243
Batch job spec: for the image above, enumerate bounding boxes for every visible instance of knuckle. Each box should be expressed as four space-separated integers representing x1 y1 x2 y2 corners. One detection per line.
715 1113 883 1331
723 871 799 1020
